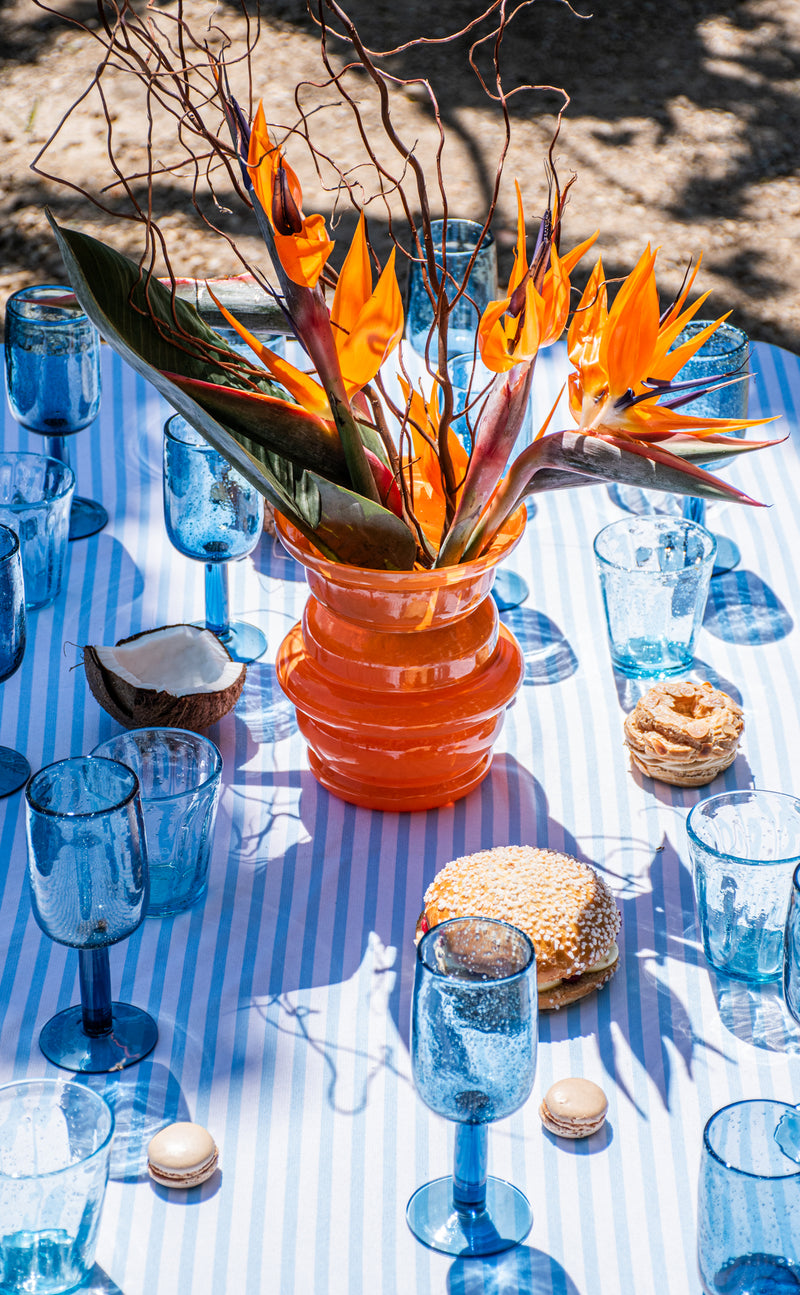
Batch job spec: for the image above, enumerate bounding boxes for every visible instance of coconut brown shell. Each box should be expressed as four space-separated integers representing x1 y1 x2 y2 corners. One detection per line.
83 626 245 731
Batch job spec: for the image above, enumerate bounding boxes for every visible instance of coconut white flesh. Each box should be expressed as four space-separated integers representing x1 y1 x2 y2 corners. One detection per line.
94 626 243 697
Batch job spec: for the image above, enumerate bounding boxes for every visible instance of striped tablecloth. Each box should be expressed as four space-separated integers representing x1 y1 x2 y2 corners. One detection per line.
2 339 800 1295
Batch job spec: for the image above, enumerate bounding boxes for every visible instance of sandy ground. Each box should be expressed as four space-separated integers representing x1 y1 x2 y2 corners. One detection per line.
1 0 799 351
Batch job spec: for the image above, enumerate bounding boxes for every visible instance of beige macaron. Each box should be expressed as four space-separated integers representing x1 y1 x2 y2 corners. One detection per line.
539 1078 608 1139
147 1122 219 1189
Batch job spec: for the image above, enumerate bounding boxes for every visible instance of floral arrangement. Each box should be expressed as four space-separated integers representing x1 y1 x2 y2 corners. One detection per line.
36 0 774 571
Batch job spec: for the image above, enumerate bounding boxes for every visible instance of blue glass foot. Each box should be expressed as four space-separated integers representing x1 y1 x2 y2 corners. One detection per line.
0 746 30 797
69 496 108 541
712 535 741 577
39 1002 158 1073
406 1175 532 1256
215 620 267 665
492 570 529 612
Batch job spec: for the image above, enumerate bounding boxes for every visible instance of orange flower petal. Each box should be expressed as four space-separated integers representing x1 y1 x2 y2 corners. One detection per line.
330 212 371 337
559 230 600 277
257 349 332 418
477 297 515 373
336 248 404 389
246 103 303 221
508 181 529 297
568 257 607 364
647 297 720 379
600 246 659 391
539 242 571 347
510 280 543 363
275 215 335 289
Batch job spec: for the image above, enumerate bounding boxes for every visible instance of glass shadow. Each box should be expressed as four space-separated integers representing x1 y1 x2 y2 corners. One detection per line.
704 570 793 645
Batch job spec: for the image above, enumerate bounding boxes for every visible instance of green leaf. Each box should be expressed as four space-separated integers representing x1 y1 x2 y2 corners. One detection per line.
164 372 350 484
48 214 417 570
46 215 272 392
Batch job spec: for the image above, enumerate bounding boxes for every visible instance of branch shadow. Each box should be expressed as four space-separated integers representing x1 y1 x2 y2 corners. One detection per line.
5 0 800 353
78 1060 192 1183
545 832 731 1118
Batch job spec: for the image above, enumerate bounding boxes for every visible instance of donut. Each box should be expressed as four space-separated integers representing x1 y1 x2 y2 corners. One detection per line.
624 680 743 787
416 845 621 1011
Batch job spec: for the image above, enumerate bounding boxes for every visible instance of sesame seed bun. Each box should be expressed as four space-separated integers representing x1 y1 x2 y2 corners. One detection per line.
418 845 621 1011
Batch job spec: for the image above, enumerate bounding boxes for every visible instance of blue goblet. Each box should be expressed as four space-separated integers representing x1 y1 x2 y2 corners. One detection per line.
4 285 105 541
671 320 750 576
407 916 538 1256
447 352 530 611
163 414 266 664
25 756 158 1073
698 1100 800 1294
0 524 31 797
406 219 498 361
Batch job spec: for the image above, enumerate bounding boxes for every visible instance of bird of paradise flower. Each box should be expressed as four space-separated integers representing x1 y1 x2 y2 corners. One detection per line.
45 4 780 576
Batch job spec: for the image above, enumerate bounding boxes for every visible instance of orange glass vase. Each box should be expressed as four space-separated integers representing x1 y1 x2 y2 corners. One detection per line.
274 510 526 812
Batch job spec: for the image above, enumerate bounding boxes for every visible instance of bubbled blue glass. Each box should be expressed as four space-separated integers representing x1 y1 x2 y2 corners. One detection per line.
0 523 30 796
698 1100 800 1294
406 220 498 360
163 414 266 663
25 756 158 1073
407 917 537 1256
4 285 106 541
673 321 750 574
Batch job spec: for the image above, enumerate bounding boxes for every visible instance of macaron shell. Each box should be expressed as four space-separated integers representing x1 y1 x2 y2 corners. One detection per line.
147 1121 219 1189
148 1146 219 1189
539 1077 608 1139
539 1101 606 1139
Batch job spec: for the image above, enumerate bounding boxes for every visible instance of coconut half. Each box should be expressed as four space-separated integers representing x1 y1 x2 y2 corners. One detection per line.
84 625 246 731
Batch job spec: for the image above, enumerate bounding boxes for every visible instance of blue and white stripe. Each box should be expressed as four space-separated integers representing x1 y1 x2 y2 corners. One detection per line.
1 339 799 1293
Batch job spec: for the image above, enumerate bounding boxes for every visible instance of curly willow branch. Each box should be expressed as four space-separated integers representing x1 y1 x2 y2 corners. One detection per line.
29 0 578 542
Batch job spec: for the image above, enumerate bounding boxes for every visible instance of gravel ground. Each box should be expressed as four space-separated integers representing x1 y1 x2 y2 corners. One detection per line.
1 0 799 349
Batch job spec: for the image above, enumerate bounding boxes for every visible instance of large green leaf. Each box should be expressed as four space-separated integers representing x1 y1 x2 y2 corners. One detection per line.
164 372 350 484
47 217 274 392
49 215 417 570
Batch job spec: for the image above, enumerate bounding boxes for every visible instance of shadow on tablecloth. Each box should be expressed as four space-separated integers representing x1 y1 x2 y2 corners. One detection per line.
704 569 793 645
448 1244 581 1294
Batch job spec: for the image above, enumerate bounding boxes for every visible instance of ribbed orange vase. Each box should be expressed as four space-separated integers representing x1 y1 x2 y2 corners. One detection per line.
274 509 526 812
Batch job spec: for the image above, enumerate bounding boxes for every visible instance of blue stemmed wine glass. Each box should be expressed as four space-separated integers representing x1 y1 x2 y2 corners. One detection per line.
672 321 750 577
407 916 538 1256
406 219 498 361
163 414 266 664
4 285 106 541
25 756 158 1073
0 524 31 796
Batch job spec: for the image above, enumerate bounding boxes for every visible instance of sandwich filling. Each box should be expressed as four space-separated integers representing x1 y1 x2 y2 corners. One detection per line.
538 940 619 992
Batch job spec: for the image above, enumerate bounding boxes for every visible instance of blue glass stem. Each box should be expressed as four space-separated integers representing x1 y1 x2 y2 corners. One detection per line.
205 562 230 639
683 495 706 526
45 436 71 471
453 1123 488 1212
78 948 113 1038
